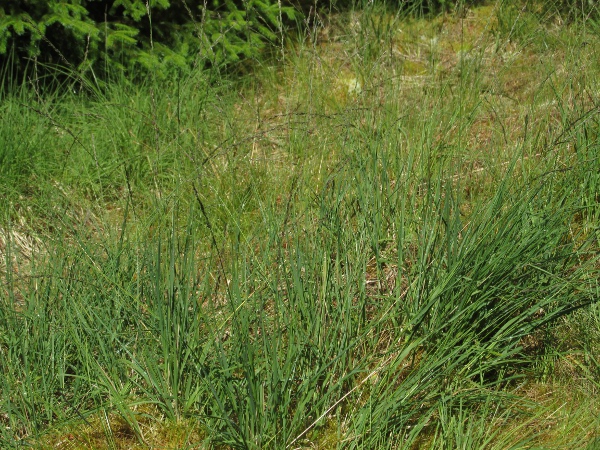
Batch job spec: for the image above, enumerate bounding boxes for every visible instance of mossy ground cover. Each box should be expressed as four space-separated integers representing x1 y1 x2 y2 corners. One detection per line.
1 2 600 448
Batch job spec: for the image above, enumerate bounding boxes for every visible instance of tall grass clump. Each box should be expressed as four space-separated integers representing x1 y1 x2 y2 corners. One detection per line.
1 0 600 448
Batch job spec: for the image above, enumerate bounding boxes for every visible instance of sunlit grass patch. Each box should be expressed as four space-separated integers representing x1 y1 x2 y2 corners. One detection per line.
37 406 207 450
1 1 600 448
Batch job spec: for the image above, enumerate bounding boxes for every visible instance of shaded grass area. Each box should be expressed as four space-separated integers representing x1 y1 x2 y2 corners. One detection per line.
1 2 600 448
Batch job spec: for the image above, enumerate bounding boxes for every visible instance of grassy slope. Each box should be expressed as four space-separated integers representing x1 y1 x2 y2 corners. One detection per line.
1 2 600 448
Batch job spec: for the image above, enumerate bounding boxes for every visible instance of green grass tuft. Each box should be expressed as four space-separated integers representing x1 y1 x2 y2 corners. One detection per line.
1 1 600 448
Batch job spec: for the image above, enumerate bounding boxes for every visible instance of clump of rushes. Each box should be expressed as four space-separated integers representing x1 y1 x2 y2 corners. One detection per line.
1 0 600 448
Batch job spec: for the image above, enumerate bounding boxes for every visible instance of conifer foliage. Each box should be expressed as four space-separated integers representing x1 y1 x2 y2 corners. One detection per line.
0 0 297 80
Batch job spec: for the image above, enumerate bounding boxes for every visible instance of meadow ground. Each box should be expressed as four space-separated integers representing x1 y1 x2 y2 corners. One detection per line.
1 1 600 448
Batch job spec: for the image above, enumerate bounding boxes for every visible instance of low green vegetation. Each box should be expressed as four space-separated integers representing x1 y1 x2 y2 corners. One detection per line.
1 1 600 448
